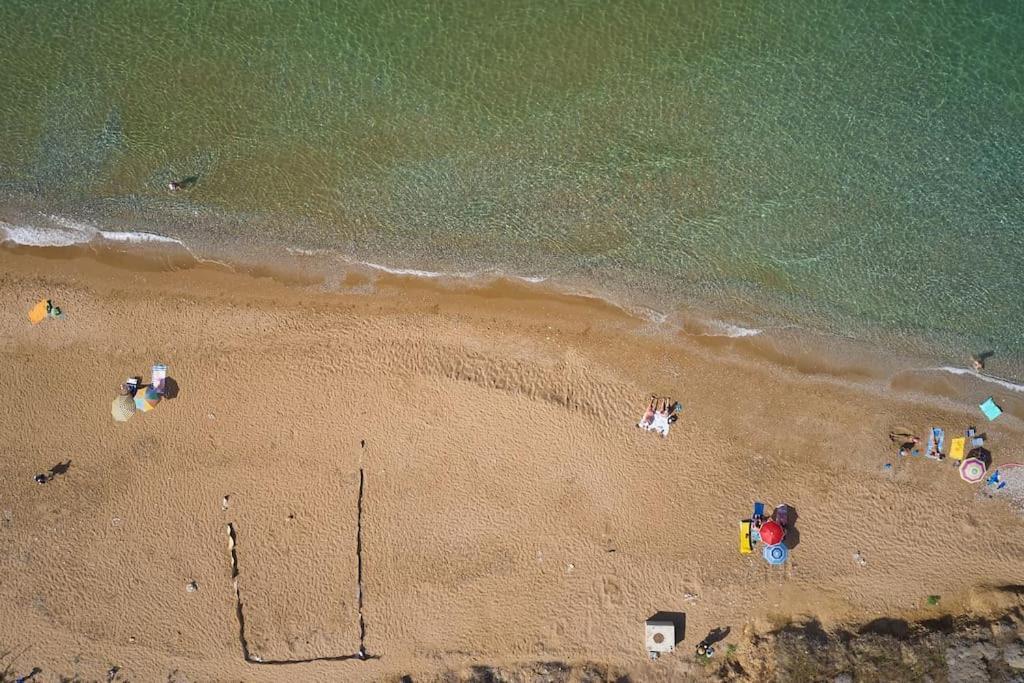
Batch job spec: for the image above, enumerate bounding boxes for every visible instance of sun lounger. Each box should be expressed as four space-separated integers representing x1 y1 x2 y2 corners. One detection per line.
739 521 752 554
949 437 965 461
753 502 765 518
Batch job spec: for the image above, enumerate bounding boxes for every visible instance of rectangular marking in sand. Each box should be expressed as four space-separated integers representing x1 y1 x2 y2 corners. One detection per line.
229 465 362 662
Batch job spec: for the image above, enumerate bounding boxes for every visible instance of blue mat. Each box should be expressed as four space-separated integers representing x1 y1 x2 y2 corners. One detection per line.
980 397 1002 421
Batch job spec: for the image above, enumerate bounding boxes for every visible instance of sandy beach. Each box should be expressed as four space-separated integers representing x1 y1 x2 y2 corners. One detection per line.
1 246 1023 682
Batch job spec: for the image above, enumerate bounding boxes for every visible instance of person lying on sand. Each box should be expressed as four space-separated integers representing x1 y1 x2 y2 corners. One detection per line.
638 397 677 436
638 396 657 429
889 431 919 445
649 401 671 437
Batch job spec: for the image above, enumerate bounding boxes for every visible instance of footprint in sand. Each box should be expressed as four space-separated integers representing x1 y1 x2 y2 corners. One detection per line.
600 576 624 607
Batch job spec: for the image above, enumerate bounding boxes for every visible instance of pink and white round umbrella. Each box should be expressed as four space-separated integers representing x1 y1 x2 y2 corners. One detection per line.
960 458 987 483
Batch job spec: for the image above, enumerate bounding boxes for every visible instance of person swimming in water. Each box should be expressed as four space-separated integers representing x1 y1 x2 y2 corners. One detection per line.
168 176 199 192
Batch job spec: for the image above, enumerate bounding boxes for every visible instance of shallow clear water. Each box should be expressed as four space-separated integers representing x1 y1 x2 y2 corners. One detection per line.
1 1 1022 365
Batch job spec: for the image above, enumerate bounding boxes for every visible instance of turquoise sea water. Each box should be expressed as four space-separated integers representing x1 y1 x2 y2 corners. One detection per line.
1 2 1022 365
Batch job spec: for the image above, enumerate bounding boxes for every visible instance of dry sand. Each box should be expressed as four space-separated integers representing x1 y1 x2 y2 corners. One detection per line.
1 247 1022 682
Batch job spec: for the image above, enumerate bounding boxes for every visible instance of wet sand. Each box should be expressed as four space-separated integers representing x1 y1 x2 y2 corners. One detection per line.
1 247 1022 682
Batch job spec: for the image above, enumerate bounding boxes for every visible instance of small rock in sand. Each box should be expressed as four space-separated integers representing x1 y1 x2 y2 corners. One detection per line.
186 580 198 593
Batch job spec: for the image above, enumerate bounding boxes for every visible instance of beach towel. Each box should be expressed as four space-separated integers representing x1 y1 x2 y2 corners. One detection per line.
925 427 945 459
949 437 965 461
980 398 1002 421
739 521 752 554
151 363 167 392
28 299 49 324
650 412 670 437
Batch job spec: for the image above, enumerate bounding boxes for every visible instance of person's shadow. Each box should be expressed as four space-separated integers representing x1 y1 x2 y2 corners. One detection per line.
15 666 42 682
703 626 730 645
49 461 71 479
784 506 801 550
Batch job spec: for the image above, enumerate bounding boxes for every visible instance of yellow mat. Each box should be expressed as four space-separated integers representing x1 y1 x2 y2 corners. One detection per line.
949 437 966 461
739 520 752 554
28 299 49 324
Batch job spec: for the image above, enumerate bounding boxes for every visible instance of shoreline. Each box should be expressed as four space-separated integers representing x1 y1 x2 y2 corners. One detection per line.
3 228 1022 426
5 205 1024 385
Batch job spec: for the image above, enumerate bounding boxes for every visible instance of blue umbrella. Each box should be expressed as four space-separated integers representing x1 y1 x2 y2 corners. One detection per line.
763 543 788 565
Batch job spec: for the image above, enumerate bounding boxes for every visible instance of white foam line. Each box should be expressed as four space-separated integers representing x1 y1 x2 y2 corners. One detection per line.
1 223 91 247
99 230 185 246
3 214 235 274
353 258 547 285
701 321 764 338
286 246 331 257
933 366 1024 393
356 260 480 279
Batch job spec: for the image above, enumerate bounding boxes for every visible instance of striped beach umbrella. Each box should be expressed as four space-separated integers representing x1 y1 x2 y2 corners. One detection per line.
763 543 788 565
134 385 162 413
111 395 136 422
960 458 986 484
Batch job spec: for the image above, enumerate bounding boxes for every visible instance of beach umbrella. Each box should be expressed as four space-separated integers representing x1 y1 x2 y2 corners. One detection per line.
968 446 992 467
960 458 987 484
763 543 788 565
134 385 162 413
759 520 784 546
111 395 136 422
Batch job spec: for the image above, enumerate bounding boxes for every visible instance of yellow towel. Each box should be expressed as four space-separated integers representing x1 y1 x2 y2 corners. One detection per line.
949 437 966 461
739 521 752 554
28 300 49 324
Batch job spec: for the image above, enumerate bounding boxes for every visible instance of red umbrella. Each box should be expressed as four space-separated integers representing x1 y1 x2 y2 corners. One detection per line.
759 520 784 545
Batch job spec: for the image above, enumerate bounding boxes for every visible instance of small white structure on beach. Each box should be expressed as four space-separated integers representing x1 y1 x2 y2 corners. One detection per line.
645 619 675 658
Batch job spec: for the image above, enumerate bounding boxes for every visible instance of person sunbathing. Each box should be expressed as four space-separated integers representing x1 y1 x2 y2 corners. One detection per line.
650 401 671 437
638 396 657 429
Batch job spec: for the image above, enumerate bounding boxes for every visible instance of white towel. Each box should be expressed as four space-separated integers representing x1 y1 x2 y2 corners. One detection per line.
650 413 670 437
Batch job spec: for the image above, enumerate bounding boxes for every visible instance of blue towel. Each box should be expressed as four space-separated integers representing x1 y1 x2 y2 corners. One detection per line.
980 397 1002 421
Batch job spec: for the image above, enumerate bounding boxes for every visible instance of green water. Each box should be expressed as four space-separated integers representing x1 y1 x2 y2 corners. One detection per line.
1 1 1022 363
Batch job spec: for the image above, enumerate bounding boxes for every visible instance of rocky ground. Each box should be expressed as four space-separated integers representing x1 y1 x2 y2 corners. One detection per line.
373 587 1024 682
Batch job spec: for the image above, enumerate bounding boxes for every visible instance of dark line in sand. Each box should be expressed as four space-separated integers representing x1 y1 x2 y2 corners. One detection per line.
226 486 378 666
226 523 252 662
356 467 368 659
